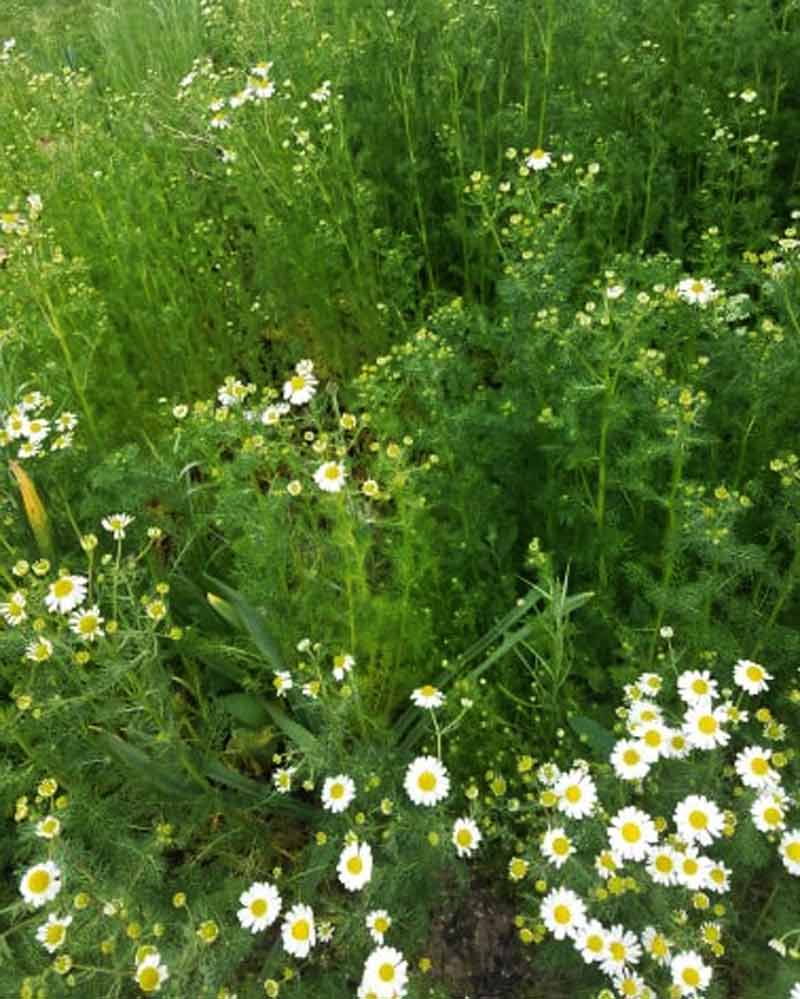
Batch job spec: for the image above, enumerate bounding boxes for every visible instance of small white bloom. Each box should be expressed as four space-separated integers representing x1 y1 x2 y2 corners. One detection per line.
779 829 800 876
237 881 282 933
677 670 718 705
404 755 450 807
735 745 780 789
673 795 724 848
670 950 712 996
283 362 318 406
676 277 719 306
272 767 295 794
733 658 772 695
134 951 170 993
554 768 597 820
45 574 88 614
321 774 356 813
281 903 315 958
573 919 608 964
540 886 587 940
19 861 62 908
683 699 729 751
331 652 355 681
361 946 408 999
69 605 105 642
35 913 72 953
102 513 134 540
411 684 445 709
25 636 54 663
607 807 658 862
646 845 680 887
541 827 574 868
674 848 713 891
525 147 552 170
366 909 392 944
751 790 787 833
610 740 653 781
600 924 642 977
314 461 346 493
35 815 61 840
452 817 481 858
273 671 293 697
337 840 373 891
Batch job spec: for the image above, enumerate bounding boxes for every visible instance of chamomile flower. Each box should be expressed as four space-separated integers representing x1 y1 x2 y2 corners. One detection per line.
595 848 622 880
35 913 72 953
19 861 62 908
508 856 529 881
706 860 732 894
734 746 780 789
610 740 653 781
404 756 450 807
626 700 663 729
677 670 718 705
540 886 587 940
674 795 724 848
601 924 642 977
337 841 373 891
281 904 316 958
411 684 445 709
642 926 672 966
636 672 663 696
733 659 772 695
615 972 647 998
332 653 355 681
283 362 318 406
670 950 712 995
573 919 608 964
751 791 787 833
237 881 282 932
646 845 680 886
779 829 800 876
134 952 169 993
525 147 552 170
35 815 61 839
674 849 712 891
26 636 53 663
683 700 729 751
314 461 347 493
321 775 356 813
361 946 408 999
629 720 670 759
452 817 482 858
272 767 295 794
45 574 87 614
273 671 293 697
676 277 719 306
607 807 658 862
554 768 597 819
661 727 691 760
0 590 27 625
366 910 392 944
541 827 575 868
101 513 134 539
68 605 105 642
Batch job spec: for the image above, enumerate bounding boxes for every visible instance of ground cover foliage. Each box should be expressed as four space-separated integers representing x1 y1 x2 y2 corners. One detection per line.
1 0 800 996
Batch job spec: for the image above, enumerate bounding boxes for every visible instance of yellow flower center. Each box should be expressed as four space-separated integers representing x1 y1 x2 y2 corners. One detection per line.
643 729 661 747
786 842 800 863
692 679 709 695
552 836 570 855
746 665 763 683
420 685 436 697
324 465 340 480
683 859 699 876
53 578 74 598
531 148 545 160
622 749 640 766
28 869 51 894
621 822 641 843
292 919 310 941
652 936 668 957
347 856 363 875
751 757 769 776
586 934 604 953
378 963 396 982
764 807 781 826
374 917 389 934
330 783 344 799
456 828 473 848
609 941 626 961
683 968 701 987
290 375 306 391
553 904 571 925
698 715 717 735
689 810 708 830
690 281 705 294
418 772 437 792
79 616 98 634
655 854 673 873
565 785 581 803
250 899 268 918
138 967 160 992
45 924 65 945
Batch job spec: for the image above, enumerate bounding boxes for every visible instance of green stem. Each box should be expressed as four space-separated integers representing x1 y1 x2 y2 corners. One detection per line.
649 435 686 665
753 525 800 658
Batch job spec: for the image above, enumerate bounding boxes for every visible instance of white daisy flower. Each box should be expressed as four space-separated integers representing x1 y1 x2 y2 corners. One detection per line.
594 848 622 881
261 403 289 426
361 946 408 999
281 903 316 958
614 972 646 998
673 795 724 848
404 755 450 807
452 817 482 858
25 636 54 663
525 147 552 170
554 768 597 820
674 848 713 891
273 671 293 697
217 376 251 407
537 762 562 786
35 815 61 840
628 720 670 760
540 886 587 940
321 774 356 813
635 672 663 696
69 605 105 642
411 684 445 709
610 740 653 781
283 363 318 406
646 845 680 887
314 461 346 493
101 513 134 539
134 951 169 993
55 411 78 432
677 670 718 705
676 277 719 306
751 791 787 833
733 659 772 695
541 827 574 868
779 829 800 876
44 574 87 614
607 807 658 862
237 881 282 932
573 919 608 964
272 767 295 794
0 590 27 625
642 926 672 966
734 746 780 789
332 652 355 681
337 841 373 892
24 417 50 443
683 699 729 751
626 700 663 728
660 727 691 760
706 860 732 894
670 950 712 996
35 913 72 953
19 861 62 908
600 924 642 977
366 910 392 944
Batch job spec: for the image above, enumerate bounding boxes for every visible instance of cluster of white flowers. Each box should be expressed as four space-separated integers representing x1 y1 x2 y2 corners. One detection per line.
0 389 77 458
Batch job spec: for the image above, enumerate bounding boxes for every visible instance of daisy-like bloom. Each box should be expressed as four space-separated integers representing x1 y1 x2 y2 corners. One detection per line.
26 636 54 663
537 762 562 786
24 417 50 443
610 740 653 781
283 361 318 406
273 671 293 697
55 411 78 432
134 952 169 993
661 727 691 760
670 950 712 996
636 672 663 696
19 861 62 908
508 856 529 881
366 909 392 944
261 403 289 426
751 790 787 833
525 147 552 170
628 720 670 760
35 815 61 840
614 973 647 998
674 848 713 891
237 881 282 932
683 699 729 751
607 807 658 862
734 745 780 789
322 774 356 813
302 680 320 699
706 860 732 894
779 829 800 876
362 479 380 498
272 767 295 794
541 827 575 868
626 699 663 728
338 840 373 892
540 886 587 941
789 985 800 999
314 461 346 493
600 924 642 977
404 755 450 807
452 817 482 858
44 574 87 614
676 277 719 306
69 605 105 642
361 946 408 999
646 845 680 887
677 670 718 706
281 903 316 958
573 919 608 964
595 848 622 881
554 768 597 820
35 913 72 953
229 88 250 108
217 376 252 407
411 684 445 709
733 659 772 695
101 513 134 540
332 653 355 681
642 926 671 967
674 795 724 848
0 590 27 625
